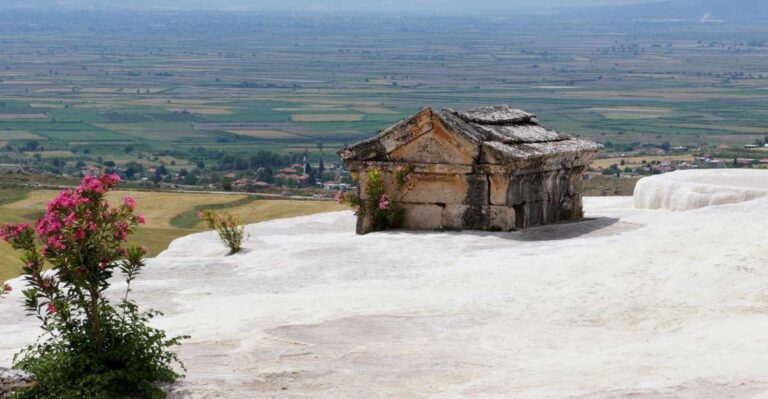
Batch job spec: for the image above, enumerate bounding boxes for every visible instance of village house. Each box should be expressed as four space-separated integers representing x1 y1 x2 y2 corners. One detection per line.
322 181 352 191
338 105 601 234
80 165 103 177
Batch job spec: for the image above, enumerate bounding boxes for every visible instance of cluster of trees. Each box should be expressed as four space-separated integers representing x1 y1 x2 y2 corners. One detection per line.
180 147 292 172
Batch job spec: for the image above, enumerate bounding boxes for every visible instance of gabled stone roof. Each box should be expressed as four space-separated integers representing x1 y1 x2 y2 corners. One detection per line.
338 104 601 164
441 105 569 145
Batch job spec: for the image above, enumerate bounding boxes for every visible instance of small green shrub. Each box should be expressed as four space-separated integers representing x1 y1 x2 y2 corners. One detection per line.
337 165 414 232
198 210 246 254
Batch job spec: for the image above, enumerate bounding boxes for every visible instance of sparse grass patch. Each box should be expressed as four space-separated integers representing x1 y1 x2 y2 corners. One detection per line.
170 196 260 229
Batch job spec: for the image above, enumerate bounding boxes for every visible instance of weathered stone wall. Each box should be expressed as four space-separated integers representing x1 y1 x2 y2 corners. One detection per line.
351 162 586 234
340 105 599 234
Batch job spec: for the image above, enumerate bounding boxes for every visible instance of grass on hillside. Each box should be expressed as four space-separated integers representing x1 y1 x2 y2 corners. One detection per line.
0 189 344 284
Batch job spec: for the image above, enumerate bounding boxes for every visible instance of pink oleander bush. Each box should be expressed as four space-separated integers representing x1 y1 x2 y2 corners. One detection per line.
393 164 416 190
337 166 414 231
1 174 187 399
198 210 245 254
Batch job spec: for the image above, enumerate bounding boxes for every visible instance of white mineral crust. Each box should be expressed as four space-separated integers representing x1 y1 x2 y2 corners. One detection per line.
634 169 768 211
1 170 768 398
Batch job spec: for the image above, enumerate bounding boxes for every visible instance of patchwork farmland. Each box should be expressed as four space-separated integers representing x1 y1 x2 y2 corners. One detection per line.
0 11 767 164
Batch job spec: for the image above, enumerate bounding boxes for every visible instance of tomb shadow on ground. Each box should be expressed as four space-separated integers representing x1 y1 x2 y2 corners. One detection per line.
382 216 640 242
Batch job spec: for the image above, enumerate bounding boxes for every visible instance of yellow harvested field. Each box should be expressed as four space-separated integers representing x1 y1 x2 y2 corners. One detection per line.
0 130 47 140
167 108 233 115
171 57 219 62
352 106 397 114
564 90 760 100
673 124 768 134
192 200 344 229
75 88 167 94
34 87 78 93
111 191 249 229
0 189 344 282
1 80 52 85
29 103 67 109
590 107 671 120
71 102 117 108
291 114 363 122
228 129 305 139
2 190 65 210
533 85 582 89
0 114 48 120
129 98 225 106
273 105 342 112
76 88 121 93
23 150 75 158
591 107 671 113
4 190 246 229
592 155 693 169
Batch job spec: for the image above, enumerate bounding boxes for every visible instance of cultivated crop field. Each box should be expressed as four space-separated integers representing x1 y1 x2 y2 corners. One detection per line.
0 11 767 164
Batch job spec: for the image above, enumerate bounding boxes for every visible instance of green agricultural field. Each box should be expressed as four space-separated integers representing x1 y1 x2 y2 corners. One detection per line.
2 13 766 162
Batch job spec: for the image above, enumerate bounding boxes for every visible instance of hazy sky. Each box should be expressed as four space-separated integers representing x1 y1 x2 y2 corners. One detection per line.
1 0 663 12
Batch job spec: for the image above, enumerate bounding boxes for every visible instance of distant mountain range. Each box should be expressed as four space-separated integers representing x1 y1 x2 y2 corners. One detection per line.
577 0 768 22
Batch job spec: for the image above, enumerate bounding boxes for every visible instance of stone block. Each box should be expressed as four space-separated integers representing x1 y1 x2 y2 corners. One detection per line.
441 204 468 229
490 206 516 231
464 174 489 207
401 204 444 230
489 174 510 205
461 205 490 230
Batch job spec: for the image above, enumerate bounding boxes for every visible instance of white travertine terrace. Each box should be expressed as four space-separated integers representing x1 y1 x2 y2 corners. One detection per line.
1 170 768 398
634 169 768 211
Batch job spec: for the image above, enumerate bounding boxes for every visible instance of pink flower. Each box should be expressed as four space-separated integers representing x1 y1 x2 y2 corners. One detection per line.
135 214 146 225
0 223 31 241
100 173 121 187
378 193 390 210
197 211 205 220
395 165 403 172
46 303 56 315
123 196 136 209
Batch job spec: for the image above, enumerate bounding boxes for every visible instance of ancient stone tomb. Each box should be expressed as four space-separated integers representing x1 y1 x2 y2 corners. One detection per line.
338 105 601 234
